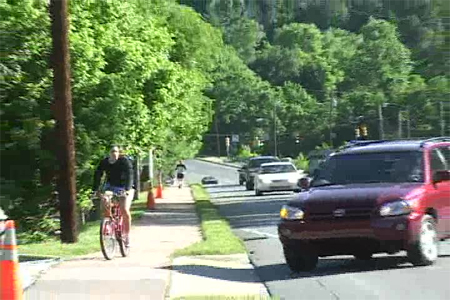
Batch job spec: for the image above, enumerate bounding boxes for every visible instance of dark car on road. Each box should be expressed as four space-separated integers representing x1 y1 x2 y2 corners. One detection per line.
239 156 280 190
278 138 450 272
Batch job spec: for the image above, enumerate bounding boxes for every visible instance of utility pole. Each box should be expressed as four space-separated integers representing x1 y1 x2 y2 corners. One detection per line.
378 104 384 140
398 110 402 138
406 106 411 138
440 101 445 136
50 0 78 242
273 102 278 157
215 116 221 157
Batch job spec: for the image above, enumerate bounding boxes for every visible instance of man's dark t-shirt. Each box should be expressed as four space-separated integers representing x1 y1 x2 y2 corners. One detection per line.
93 156 134 191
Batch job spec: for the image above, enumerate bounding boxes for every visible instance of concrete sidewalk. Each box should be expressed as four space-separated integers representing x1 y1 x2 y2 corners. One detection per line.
24 187 201 300
23 186 270 300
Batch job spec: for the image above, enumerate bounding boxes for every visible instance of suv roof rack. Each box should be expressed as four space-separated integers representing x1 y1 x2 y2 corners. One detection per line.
420 136 450 146
342 140 387 148
334 137 450 153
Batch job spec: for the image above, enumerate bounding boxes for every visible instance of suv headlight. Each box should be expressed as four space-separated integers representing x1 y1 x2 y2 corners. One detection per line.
379 200 411 217
280 205 304 220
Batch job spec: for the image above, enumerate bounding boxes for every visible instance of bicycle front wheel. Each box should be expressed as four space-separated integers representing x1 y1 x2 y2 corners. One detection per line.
117 218 130 257
100 218 116 260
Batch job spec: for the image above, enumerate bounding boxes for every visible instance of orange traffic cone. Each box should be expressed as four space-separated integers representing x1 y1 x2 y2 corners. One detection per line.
0 220 23 300
147 187 155 210
155 184 163 199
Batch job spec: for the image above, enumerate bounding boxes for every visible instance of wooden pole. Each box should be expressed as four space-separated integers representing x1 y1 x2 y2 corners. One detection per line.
50 0 78 243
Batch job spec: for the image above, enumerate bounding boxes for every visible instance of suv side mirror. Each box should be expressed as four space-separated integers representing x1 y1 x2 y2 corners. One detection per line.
298 177 310 190
433 170 450 184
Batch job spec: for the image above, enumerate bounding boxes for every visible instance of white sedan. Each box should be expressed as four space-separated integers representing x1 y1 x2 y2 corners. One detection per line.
254 162 302 196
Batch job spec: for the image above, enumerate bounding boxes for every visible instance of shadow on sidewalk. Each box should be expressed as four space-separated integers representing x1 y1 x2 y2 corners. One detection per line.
133 202 203 227
168 264 261 283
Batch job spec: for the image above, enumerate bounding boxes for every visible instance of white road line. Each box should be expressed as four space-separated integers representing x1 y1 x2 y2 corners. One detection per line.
241 228 278 239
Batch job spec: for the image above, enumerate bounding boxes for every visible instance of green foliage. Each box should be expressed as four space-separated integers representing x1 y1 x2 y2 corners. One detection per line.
294 153 309 172
2 0 450 241
1 0 220 239
186 0 449 154
237 145 257 160
315 142 332 151
173 184 245 257
77 187 93 213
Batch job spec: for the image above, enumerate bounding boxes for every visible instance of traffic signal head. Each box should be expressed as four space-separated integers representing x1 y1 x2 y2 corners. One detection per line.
361 125 368 137
225 137 230 147
355 128 360 138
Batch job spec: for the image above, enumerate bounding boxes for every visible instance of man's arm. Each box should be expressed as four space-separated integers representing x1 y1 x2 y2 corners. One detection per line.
93 159 105 191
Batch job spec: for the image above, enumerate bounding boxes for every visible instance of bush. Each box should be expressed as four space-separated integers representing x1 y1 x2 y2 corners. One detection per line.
237 145 257 160
294 153 309 172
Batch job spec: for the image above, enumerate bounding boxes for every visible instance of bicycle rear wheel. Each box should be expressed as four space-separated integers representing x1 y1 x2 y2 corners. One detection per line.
100 218 116 260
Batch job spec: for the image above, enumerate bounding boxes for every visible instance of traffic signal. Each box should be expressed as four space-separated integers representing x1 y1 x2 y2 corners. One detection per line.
355 128 360 138
225 137 230 147
361 125 368 137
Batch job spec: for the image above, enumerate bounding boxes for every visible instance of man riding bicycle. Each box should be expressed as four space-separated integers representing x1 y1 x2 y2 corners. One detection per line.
175 160 187 188
93 146 134 248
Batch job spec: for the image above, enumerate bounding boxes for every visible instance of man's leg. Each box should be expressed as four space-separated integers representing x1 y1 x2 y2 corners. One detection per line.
120 189 135 245
100 193 111 218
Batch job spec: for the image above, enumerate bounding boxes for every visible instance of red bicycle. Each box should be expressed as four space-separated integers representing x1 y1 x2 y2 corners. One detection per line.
99 191 130 260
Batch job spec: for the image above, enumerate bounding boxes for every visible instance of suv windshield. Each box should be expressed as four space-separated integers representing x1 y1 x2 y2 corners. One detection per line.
312 151 424 186
248 158 279 168
261 164 296 174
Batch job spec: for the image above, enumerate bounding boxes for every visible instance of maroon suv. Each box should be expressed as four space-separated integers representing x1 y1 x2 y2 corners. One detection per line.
278 138 450 272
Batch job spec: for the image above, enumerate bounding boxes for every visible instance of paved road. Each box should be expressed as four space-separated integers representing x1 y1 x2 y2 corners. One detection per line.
186 159 450 300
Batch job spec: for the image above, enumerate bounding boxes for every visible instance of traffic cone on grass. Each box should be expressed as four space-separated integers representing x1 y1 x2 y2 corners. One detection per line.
0 220 23 300
146 183 155 210
155 184 163 199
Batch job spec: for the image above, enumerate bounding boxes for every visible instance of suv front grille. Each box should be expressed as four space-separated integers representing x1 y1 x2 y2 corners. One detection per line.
307 208 373 220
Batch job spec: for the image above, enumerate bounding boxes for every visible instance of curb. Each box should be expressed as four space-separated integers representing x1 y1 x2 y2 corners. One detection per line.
20 257 62 291
196 158 243 169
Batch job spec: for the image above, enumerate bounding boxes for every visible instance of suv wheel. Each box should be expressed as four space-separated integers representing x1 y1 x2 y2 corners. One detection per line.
283 245 318 272
408 215 438 266
255 189 263 196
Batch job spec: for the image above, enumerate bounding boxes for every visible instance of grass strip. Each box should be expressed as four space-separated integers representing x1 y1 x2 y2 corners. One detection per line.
18 192 147 258
173 184 246 257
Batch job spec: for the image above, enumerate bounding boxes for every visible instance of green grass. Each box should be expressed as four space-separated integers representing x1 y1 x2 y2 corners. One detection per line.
173 184 246 257
171 296 280 300
18 192 148 258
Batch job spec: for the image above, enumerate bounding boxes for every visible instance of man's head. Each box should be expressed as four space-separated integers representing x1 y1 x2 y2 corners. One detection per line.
109 146 120 161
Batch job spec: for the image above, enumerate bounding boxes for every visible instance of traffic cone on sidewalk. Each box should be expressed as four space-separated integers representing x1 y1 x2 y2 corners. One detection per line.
146 183 155 210
155 184 163 199
0 220 23 300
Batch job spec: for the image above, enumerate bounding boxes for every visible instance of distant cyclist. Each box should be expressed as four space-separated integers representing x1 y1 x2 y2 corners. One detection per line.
175 160 187 188
93 146 134 248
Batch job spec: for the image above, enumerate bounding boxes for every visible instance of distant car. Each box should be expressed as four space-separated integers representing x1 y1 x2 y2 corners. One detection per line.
237 159 249 185
242 156 280 190
201 176 219 185
279 138 450 272
254 162 302 196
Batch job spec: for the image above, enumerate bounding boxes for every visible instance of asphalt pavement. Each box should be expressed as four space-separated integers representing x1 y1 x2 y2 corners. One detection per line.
186 159 450 300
